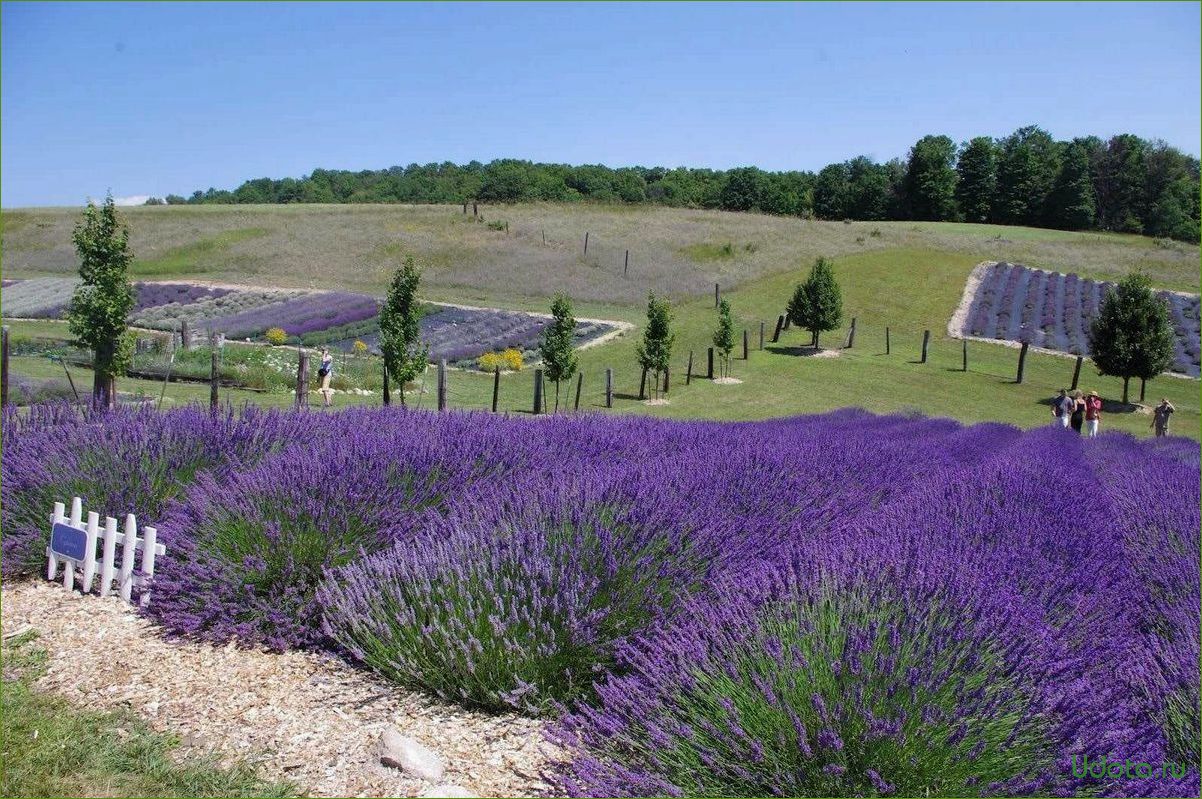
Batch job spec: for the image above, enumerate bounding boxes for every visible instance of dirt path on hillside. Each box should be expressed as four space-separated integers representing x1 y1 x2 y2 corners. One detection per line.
1 581 551 798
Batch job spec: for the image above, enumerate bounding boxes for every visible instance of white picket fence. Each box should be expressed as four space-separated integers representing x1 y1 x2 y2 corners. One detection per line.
47 497 165 607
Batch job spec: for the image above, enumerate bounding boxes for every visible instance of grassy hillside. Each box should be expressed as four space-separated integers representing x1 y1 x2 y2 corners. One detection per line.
2 204 1197 440
3 204 1198 305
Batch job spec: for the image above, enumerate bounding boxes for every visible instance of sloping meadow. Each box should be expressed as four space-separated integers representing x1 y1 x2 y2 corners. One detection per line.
1 405 1197 797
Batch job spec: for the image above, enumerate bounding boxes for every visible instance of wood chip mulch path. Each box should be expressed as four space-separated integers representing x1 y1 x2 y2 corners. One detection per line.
1 581 552 798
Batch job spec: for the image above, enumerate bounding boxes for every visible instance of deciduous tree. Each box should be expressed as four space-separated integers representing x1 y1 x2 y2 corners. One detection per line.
636 293 674 400
712 299 735 378
67 195 136 408
378 256 428 406
539 294 579 411
1088 272 1174 404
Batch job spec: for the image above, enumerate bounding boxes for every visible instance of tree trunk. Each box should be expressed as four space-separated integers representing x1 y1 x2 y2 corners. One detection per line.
554 381 561 412
382 365 391 406
813 331 820 349
1139 378 1146 403
1122 376 1130 405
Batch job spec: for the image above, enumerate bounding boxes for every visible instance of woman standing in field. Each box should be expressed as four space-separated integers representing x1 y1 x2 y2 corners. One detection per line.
1069 390 1086 434
1084 390 1103 438
318 347 334 408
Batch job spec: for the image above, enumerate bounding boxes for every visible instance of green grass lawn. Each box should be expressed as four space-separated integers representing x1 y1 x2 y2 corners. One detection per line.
7 245 1194 439
0 631 294 798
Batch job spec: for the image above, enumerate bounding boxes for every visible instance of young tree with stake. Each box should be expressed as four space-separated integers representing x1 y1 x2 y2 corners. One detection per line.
539 294 579 411
636 293 674 400
787 256 843 349
713 299 735 378
1088 272 1174 405
67 195 136 409
378 256 429 406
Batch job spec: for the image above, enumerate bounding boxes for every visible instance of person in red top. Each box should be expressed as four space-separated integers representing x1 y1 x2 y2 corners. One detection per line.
1084 390 1103 438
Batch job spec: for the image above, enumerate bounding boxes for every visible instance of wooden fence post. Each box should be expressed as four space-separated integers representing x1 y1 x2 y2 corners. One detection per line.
886 326 891 355
1016 342 1029 384
707 347 715 379
639 367 648 400
180 319 191 350
504 221 509 234
920 330 930 364
846 317 856 349
491 365 501 412
584 231 589 255
296 350 309 409
209 348 220 410
605 368 613 408
742 329 749 360
1070 355 1083 391
686 350 694 386
437 359 447 411
533 368 544 414
1 325 8 408
759 321 765 350
714 283 720 309
962 338 968 372
772 315 784 343
542 229 546 246
473 202 478 217
624 250 629 276
783 313 791 331
574 372 583 410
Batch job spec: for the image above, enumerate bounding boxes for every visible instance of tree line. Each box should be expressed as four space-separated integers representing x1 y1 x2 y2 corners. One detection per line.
158 126 1200 242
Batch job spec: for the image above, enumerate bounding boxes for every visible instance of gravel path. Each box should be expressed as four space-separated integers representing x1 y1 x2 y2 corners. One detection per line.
1 581 551 798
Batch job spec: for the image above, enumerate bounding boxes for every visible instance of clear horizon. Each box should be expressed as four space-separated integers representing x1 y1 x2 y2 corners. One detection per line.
2 1 1199 208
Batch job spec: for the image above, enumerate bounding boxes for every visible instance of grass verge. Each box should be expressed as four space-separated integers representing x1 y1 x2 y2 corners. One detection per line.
0 630 295 798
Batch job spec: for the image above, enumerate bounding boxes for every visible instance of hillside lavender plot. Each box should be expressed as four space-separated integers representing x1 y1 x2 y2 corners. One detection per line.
957 262 1201 376
1 405 1197 797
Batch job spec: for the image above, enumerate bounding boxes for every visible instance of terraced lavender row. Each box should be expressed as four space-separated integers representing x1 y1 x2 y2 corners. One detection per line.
963 262 1200 376
336 306 615 365
131 282 233 313
1 405 1196 797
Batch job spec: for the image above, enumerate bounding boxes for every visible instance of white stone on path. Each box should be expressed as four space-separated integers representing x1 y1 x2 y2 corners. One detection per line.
378 729 446 781
419 785 477 798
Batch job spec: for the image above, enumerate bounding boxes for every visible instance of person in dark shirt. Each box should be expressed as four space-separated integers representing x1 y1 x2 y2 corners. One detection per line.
1151 398 1175 437
1051 389 1074 429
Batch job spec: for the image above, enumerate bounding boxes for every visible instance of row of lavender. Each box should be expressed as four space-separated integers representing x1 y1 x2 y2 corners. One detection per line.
2 404 1197 797
963 262 1202 376
1 279 614 364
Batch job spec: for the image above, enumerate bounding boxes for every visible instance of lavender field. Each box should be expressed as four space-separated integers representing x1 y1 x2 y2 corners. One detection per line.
960 262 1202 377
1 279 618 364
337 304 617 364
2 404 1197 797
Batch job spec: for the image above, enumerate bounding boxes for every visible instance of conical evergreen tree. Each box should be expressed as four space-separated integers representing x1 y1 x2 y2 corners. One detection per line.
787 257 843 349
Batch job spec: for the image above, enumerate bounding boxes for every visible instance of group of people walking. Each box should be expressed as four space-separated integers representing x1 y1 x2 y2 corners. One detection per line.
1052 390 1176 437
1052 389 1104 437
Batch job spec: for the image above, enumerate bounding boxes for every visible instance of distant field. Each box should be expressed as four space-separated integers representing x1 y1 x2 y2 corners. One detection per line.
3 204 1198 305
3 204 1197 439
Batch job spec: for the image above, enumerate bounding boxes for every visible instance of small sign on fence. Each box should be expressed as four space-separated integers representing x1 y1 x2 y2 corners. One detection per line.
47 497 165 607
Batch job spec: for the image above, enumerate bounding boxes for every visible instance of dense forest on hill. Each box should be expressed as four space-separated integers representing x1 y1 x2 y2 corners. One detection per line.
158 126 1201 242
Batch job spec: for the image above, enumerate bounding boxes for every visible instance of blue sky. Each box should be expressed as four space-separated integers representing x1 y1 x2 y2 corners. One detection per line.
2 1 1199 207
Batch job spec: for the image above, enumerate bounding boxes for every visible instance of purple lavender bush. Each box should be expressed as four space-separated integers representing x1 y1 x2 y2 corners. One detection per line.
0 404 312 576
318 470 714 713
147 410 512 650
